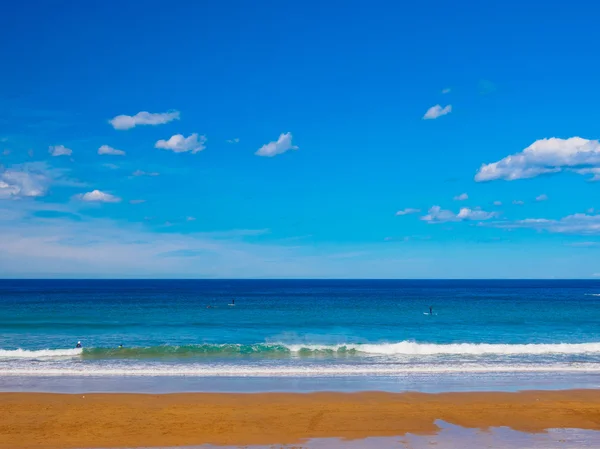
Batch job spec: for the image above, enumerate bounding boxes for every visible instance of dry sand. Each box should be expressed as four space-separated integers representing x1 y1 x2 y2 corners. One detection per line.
2 390 600 448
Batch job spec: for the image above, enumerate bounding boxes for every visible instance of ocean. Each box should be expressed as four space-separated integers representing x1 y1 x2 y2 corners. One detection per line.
2 279 600 393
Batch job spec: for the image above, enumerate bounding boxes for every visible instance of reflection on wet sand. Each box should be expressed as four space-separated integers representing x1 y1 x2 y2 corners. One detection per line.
123 421 600 449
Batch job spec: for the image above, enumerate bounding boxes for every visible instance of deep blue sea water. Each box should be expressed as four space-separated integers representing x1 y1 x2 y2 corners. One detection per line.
2 279 600 392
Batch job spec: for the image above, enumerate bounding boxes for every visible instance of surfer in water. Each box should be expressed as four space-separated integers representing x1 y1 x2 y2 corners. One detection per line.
429 306 433 315
76 341 82 348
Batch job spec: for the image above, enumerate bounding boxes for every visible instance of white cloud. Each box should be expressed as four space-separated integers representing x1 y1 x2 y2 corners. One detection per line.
513 200 525 205
395 208 420 216
491 213 600 235
227 138 240 144
442 88 451 94
475 137 600 182
421 206 497 223
454 193 468 201
98 145 125 156
255 132 298 157
49 145 72 157
493 201 502 206
536 194 548 202
77 190 121 203
423 104 452 120
0 163 57 199
109 111 180 130
155 133 206 153
133 170 159 177
457 208 497 220
186 216 196 221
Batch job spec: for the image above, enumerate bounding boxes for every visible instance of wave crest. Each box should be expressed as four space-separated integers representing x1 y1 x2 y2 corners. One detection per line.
3 341 600 359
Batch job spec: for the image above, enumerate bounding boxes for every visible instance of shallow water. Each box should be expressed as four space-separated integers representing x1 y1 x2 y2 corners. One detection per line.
104 421 600 448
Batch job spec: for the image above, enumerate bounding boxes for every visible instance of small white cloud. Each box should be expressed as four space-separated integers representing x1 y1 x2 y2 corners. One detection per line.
255 132 298 157
454 193 468 201
132 170 159 177
442 88 451 94
421 206 497 223
536 194 548 202
457 208 497 220
129 199 145 204
98 145 125 156
395 208 421 216
77 190 121 203
186 216 196 221
109 111 180 130
493 201 502 206
575 167 600 181
49 145 72 157
155 133 206 153
423 104 452 120
513 200 525 206
227 138 240 144
475 137 600 182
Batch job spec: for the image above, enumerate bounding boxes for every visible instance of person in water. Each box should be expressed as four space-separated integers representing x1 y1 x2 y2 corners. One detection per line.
429 306 433 315
76 341 82 348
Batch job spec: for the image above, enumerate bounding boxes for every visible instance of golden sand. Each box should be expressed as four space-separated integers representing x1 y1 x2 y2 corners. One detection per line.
2 390 600 448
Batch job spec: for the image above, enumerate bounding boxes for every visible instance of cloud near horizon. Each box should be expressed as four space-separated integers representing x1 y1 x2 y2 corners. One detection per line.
490 213 600 235
109 111 180 130
475 137 600 181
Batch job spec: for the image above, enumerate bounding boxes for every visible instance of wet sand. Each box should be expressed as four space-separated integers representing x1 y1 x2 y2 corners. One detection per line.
1 390 600 448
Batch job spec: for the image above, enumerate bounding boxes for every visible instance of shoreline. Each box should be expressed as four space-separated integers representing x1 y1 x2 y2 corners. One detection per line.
2 390 600 448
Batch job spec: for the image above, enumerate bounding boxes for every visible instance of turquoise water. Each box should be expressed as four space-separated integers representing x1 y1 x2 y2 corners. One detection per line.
2 279 600 391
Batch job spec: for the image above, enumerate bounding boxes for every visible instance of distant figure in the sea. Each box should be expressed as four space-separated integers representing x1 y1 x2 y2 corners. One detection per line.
118 344 123 349
429 306 433 315
229 299 235 306
76 341 82 348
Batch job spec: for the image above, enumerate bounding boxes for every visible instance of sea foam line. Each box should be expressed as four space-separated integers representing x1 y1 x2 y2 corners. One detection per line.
0 348 82 358
2 364 600 377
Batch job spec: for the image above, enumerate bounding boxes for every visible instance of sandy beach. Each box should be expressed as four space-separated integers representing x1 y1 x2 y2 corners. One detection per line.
1 390 600 448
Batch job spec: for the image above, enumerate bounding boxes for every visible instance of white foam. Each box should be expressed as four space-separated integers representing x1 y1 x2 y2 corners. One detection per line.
1 363 600 377
285 341 600 355
0 348 82 359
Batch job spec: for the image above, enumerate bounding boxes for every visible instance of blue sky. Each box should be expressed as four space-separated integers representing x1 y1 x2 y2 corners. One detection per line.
1 0 600 278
